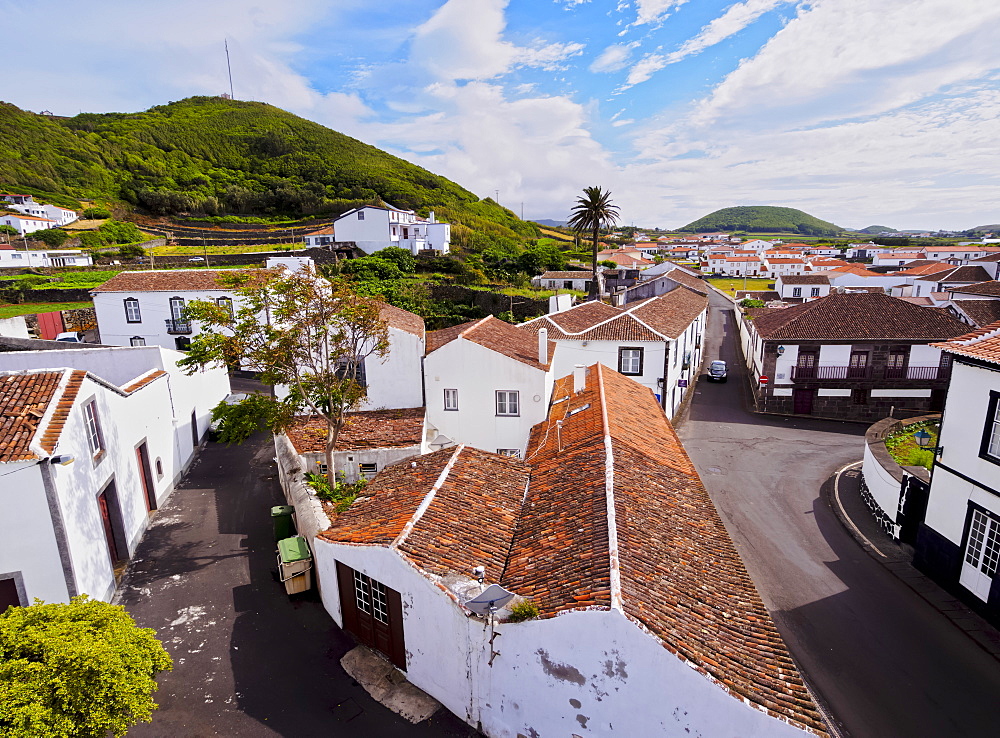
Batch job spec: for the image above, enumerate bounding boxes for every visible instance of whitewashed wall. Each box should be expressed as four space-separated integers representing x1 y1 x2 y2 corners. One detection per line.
313 540 814 737
774 344 799 385
0 316 30 338
0 464 69 604
93 288 236 350
425 340 552 457
925 361 1000 544
548 339 664 397
360 325 424 410
273 434 331 546
861 442 903 536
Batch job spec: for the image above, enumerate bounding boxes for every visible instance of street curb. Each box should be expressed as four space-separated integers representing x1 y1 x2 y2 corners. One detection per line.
825 463 1000 663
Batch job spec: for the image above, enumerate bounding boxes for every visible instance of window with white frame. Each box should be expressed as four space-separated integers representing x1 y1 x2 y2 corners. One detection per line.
129 336 145 346
169 297 185 321
618 347 643 375
353 570 389 624
444 388 458 411
497 448 521 458
84 400 105 457
496 390 519 416
216 296 234 316
124 298 141 323
359 463 378 479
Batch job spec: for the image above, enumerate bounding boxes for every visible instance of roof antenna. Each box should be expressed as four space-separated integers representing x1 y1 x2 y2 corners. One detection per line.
225 39 235 99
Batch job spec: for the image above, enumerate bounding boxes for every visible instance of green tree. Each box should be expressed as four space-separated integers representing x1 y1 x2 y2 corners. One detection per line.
179 267 390 486
0 225 17 240
598 259 617 269
566 186 620 300
373 246 416 273
340 256 404 281
30 229 69 248
81 207 111 219
0 596 172 737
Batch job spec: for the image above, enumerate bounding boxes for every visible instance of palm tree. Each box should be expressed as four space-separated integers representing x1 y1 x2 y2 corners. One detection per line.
566 186 621 300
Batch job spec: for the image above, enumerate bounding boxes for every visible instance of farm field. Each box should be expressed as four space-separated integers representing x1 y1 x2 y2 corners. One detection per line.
0 301 93 318
707 277 775 295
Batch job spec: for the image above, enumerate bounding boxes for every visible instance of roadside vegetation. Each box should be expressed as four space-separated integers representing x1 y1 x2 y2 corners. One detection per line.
885 421 939 471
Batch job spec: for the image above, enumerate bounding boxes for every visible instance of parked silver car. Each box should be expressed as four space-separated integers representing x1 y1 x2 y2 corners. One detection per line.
707 360 728 382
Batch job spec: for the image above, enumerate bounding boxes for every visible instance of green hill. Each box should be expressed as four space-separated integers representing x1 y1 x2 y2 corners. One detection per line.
857 225 897 234
680 206 842 236
0 97 535 240
967 224 1000 235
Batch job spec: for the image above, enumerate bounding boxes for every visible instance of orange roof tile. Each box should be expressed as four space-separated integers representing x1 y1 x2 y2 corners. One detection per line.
380 302 424 338
285 407 425 454
0 369 85 462
92 269 263 293
933 321 1000 363
426 316 553 370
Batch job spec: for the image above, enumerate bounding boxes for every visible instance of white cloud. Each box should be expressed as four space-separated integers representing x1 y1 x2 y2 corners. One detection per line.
619 52 667 89
590 42 640 73
666 0 789 64
633 0 688 26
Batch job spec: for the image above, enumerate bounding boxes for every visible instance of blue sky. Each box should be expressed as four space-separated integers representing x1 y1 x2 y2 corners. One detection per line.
3 0 1000 230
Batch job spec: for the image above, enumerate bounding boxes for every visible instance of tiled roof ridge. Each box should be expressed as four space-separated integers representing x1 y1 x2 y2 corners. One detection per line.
595 364 623 611
938 322 1000 348
26 369 76 458
121 369 168 394
459 316 493 340
390 444 465 549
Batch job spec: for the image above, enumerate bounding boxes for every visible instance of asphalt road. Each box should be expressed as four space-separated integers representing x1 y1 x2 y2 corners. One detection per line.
117 433 477 737
677 289 1000 738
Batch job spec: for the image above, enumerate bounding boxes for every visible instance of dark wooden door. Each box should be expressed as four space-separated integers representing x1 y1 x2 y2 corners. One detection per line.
793 388 814 415
98 489 121 564
0 578 20 612
336 561 406 670
136 443 156 512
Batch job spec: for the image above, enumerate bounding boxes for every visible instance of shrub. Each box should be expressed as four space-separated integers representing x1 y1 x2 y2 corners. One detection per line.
82 207 112 219
304 471 367 512
739 298 765 308
98 220 145 245
506 599 540 623
0 596 172 737
31 228 69 248
340 256 403 281
374 246 416 273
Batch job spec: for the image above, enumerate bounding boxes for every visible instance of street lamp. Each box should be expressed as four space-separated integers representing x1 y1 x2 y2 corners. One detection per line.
913 429 932 447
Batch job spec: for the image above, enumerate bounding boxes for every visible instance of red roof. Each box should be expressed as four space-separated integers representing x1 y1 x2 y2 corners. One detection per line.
933 321 1000 364
426 316 553 370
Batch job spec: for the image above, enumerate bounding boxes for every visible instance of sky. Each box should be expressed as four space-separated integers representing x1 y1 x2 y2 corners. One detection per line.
3 0 1000 231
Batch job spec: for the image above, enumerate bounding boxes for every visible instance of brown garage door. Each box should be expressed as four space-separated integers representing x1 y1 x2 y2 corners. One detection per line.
336 561 406 670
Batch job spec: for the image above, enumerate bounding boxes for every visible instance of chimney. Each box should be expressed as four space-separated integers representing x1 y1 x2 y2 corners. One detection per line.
573 364 586 393
538 327 548 365
428 210 436 223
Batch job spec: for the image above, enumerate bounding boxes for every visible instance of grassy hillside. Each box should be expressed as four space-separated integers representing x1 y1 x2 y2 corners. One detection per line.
858 225 897 234
0 97 536 240
680 205 842 236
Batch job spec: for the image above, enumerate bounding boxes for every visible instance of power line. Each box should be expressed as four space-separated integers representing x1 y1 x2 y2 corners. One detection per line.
225 39 235 99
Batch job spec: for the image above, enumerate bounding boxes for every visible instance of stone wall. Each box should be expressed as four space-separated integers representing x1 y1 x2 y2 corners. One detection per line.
428 284 548 322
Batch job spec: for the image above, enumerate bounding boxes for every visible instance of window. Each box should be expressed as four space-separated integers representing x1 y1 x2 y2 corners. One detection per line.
84 400 105 458
496 390 519 416
852 387 868 405
359 463 378 479
981 391 1000 463
792 287 802 297
335 358 367 388
357 211 365 220
129 336 145 347
497 448 521 458
444 388 458 411
886 349 909 378
619 347 643 375
564 281 574 289
353 570 389 624
216 296 234 316
810 287 821 297
11 253 21 260
169 297 185 321
848 352 869 378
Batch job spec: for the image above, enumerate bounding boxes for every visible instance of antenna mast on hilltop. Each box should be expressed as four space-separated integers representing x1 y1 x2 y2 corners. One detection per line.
225 39 235 99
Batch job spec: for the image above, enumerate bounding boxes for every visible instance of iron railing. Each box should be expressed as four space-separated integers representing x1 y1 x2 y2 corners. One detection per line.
165 319 192 335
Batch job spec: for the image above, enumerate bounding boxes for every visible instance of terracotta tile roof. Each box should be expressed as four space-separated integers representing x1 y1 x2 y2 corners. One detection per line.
319 446 529 584
950 281 1000 297
951 300 1000 328
661 267 708 294
765 258 806 264
750 292 969 340
285 407 425 454
537 271 593 280
379 302 424 338
916 265 993 283
779 275 830 285
877 252 923 259
521 291 706 342
425 316 553 370
933 321 1000 364
735 291 781 301
896 296 935 306
628 289 709 339
0 369 85 462
895 260 952 275
91 269 261 293
121 370 167 393
505 365 826 733
601 253 655 267
972 253 1000 263
304 226 335 236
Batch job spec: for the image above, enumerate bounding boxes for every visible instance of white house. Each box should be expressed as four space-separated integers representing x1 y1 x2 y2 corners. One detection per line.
0 343 230 609
311 364 827 737
519 288 708 417
281 407 428 485
423 316 555 458
302 226 336 249
362 303 425 411
531 270 600 294
0 243 92 268
9 200 78 226
914 322 1000 624
874 251 924 267
762 257 810 277
1 211 58 235
776 274 832 302
333 204 450 255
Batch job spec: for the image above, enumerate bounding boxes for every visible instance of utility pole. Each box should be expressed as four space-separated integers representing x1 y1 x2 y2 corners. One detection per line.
202 237 210 267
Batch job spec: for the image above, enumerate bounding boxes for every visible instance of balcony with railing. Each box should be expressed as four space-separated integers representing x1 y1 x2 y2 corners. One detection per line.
791 364 947 381
883 365 947 380
165 319 193 335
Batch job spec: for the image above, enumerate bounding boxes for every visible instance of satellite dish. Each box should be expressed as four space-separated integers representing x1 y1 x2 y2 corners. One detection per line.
463 584 515 616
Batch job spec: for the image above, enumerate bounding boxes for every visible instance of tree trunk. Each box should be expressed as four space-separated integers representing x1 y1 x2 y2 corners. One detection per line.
325 417 343 488
589 225 600 301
